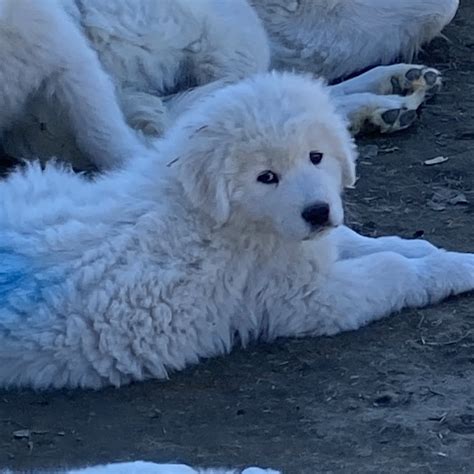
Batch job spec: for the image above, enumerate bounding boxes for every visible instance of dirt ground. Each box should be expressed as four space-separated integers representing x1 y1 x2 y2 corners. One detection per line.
1 4 474 474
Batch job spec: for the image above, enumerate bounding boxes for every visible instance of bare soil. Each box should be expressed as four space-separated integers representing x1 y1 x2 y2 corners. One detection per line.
1 3 473 473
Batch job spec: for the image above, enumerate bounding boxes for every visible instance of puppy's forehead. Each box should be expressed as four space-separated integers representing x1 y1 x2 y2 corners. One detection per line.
189 73 347 166
232 116 331 167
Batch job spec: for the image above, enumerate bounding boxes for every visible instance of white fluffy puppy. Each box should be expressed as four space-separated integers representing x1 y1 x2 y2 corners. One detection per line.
0 0 457 168
1 72 474 391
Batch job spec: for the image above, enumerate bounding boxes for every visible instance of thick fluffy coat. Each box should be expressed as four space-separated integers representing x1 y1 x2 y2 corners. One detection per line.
253 0 459 80
1 72 474 390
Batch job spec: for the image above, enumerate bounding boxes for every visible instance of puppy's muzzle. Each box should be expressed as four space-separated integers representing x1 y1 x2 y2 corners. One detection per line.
301 202 330 229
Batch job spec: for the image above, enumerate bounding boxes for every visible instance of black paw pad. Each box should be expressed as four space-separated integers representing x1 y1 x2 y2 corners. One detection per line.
381 109 400 125
390 77 402 94
405 68 422 81
399 109 417 128
424 71 438 86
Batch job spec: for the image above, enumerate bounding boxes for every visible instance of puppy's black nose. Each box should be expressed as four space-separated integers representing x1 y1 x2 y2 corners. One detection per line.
301 202 330 227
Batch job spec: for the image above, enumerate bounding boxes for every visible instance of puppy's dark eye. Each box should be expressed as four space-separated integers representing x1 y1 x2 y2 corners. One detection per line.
309 151 324 165
257 170 279 185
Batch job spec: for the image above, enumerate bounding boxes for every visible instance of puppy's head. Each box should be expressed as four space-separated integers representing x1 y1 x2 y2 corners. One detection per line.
169 72 357 241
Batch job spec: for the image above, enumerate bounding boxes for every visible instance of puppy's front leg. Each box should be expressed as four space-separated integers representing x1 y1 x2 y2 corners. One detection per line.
333 226 438 260
272 250 474 338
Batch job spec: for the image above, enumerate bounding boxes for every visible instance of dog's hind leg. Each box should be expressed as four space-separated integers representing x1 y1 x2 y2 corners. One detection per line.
333 90 427 135
330 64 443 135
330 64 442 99
0 1 147 169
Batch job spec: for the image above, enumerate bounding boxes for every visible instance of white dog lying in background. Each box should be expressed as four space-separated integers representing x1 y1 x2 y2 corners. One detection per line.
1 72 473 392
0 0 457 169
253 0 459 81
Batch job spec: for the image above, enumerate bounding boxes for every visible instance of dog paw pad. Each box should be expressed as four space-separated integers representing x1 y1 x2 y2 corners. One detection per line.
391 65 442 98
405 68 423 81
381 109 400 125
424 70 438 86
398 109 417 128
390 77 402 95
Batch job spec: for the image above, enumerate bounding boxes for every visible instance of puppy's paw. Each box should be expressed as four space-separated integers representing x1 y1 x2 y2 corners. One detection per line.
392 238 439 259
376 107 418 133
371 88 428 134
422 251 474 299
445 252 474 295
388 65 442 99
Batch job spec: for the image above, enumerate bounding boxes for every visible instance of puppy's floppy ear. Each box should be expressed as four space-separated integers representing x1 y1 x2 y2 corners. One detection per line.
172 125 231 227
183 160 230 227
324 121 358 188
338 135 358 188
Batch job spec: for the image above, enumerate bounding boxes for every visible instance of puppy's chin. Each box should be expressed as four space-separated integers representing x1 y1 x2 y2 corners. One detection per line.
302 223 339 242
274 224 336 243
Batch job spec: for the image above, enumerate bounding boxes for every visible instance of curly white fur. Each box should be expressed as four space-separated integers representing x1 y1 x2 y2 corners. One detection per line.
1 72 474 392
